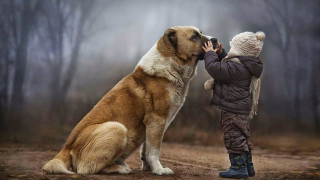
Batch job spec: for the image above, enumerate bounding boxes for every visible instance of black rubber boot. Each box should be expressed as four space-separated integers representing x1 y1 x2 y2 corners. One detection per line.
247 150 255 177
219 153 248 179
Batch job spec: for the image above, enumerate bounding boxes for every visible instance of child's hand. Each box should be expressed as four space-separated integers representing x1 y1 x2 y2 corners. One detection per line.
202 41 223 54
215 42 223 54
202 41 214 52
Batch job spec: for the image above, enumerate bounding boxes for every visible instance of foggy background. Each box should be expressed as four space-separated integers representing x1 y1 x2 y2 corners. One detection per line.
0 0 319 146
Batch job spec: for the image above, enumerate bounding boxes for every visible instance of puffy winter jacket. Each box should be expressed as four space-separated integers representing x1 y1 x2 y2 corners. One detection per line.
204 50 263 115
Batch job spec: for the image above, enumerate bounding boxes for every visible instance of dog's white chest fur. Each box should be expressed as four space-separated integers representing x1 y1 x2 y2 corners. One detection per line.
164 83 188 131
136 42 196 131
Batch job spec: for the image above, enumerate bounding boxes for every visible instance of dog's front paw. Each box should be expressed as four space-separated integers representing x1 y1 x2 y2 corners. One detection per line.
152 167 174 175
204 79 214 90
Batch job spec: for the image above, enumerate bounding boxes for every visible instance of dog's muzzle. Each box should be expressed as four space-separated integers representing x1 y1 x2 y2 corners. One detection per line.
198 35 212 60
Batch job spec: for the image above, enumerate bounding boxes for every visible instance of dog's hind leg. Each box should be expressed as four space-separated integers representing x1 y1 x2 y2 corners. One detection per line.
74 122 127 174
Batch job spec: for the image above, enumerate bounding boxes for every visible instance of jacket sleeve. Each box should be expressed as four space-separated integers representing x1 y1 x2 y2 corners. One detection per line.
218 48 227 61
204 51 231 81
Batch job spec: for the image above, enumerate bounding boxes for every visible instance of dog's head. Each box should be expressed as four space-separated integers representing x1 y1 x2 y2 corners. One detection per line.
157 26 209 65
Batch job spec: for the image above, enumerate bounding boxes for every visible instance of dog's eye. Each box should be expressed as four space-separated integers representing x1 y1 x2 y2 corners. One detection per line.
191 32 200 41
192 35 200 40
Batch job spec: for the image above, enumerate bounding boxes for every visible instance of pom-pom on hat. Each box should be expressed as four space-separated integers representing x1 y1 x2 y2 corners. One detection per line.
228 31 265 58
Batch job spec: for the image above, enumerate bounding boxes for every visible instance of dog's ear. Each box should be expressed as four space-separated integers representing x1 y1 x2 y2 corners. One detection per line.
164 28 177 48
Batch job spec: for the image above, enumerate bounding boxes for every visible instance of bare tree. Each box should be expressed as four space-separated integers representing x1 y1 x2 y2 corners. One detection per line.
35 0 71 121
36 0 98 123
0 1 12 126
263 0 304 127
310 50 320 132
0 0 42 126
9 0 42 112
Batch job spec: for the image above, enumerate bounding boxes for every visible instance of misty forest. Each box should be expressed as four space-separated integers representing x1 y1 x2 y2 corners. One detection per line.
0 0 320 179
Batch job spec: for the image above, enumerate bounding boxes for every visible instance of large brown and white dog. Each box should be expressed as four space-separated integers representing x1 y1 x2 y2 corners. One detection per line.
43 26 209 175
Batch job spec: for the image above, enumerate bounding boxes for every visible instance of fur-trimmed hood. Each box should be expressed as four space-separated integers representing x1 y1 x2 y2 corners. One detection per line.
237 56 263 78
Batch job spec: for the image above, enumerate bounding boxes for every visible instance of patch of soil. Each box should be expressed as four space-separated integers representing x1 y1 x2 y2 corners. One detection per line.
0 143 320 180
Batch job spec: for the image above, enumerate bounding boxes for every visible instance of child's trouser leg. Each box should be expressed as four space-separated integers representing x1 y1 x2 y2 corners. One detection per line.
219 110 251 178
220 110 251 154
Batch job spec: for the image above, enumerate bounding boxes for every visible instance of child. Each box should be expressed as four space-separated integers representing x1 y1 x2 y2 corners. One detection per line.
202 32 265 179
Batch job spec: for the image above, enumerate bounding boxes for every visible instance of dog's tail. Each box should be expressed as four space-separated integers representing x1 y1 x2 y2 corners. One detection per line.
43 147 75 174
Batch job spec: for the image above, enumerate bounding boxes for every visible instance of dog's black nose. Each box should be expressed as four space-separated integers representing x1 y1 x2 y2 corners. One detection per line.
210 38 218 49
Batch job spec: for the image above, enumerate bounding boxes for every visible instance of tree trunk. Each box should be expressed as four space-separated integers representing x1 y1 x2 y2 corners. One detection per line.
49 0 65 120
0 34 10 129
55 2 91 124
311 54 320 133
293 72 301 129
10 0 33 113
56 26 84 124
45 1 93 124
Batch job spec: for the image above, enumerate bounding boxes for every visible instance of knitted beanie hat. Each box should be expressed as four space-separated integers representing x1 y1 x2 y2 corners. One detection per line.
228 31 265 58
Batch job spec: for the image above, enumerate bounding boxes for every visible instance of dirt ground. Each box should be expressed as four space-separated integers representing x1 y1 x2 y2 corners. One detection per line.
0 142 320 180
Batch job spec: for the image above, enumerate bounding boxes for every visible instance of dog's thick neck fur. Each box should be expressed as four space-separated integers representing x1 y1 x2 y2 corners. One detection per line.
136 41 197 88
